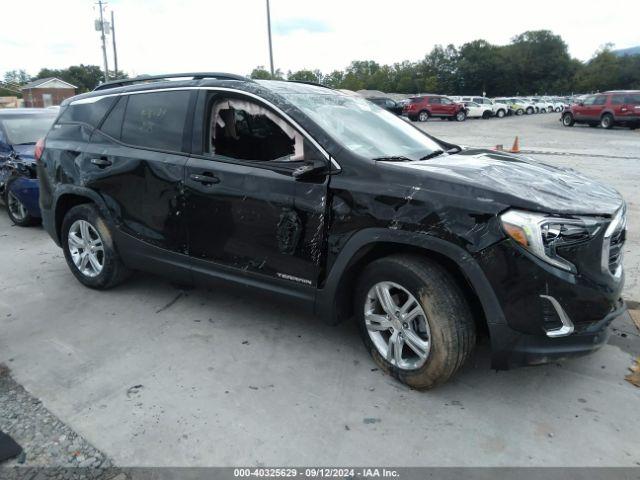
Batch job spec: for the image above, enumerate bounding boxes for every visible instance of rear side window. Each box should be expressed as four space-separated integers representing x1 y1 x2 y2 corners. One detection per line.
58 96 116 128
409 97 423 104
99 96 127 139
626 94 640 105
612 95 624 105
121 91 191 152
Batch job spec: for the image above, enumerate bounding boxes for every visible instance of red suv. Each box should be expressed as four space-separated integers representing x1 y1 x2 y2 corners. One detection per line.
403 95 467 122
562 90 640 129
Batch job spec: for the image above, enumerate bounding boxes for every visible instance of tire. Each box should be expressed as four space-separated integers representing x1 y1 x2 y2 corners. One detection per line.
482 111 492 119
562 113 575 127
355 254 476 390
555 107 562 113
418 110 430 122
455 110 466 122
4 179 39 227
541 108 547 113
61 203 131 289
600 113 614 129
496 109 506 118
516 109 524 116
526 107 534 115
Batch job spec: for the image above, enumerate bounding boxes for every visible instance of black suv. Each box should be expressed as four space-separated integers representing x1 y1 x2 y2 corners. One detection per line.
37 73 627 389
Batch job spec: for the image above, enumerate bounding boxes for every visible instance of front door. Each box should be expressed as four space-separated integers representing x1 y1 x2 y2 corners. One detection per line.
184 91 330 289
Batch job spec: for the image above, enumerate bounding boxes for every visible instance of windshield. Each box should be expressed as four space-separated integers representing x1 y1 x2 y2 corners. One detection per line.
281 93 443 160
1 115 56 144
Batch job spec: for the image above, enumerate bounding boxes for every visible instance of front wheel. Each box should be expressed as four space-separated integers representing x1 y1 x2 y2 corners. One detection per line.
455 110 466 122
516 108 524 116
562 113 575 127
526 107 534 115
4 179 39 227
600 114 614 129
355 255 476 390
496 109 506 118
61 204 131 289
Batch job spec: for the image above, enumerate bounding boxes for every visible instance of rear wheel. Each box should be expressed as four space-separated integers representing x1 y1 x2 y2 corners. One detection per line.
61 204 131 289
418 110 430 122
482 111 492 119
496 109 506 118
526 107 534 115
516 109 524 116
600 113 614 129
355 255 476 390
4 179 39 227
562 113 575 127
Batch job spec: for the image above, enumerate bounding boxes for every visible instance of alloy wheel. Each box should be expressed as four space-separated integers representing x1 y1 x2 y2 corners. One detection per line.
364 281 431 370
418 111 429 122
68 219 105 278
7 191 28 222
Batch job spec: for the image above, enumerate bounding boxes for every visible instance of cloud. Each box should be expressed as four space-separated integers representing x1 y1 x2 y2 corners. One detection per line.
273 18 331 35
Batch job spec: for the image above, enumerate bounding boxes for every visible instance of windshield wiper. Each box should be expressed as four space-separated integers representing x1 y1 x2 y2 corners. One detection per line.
373 155 412 162
419 150 445 160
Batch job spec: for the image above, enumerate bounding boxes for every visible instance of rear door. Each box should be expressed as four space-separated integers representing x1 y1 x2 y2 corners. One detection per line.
184 90 330 290
428 97 443 115
84 90 194 255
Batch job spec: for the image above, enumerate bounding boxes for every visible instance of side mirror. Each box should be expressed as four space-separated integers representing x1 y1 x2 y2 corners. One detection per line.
292 162 328 181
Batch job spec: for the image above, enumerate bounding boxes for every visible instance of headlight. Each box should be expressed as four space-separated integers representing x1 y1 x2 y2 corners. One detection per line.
500 209 600 272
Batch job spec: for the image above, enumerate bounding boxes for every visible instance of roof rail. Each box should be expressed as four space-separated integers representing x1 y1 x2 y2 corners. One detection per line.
93 72 252 91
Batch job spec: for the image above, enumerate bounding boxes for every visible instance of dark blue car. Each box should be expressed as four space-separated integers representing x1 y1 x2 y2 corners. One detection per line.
0 108 57 226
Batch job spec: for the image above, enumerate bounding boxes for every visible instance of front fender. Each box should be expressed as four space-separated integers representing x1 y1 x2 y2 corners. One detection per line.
315 228 506 327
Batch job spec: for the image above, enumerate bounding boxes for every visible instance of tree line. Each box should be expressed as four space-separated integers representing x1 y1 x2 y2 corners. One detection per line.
251 30 640 96
2 30 638 97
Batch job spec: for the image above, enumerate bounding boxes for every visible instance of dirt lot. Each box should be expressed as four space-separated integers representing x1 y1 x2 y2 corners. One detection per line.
1 113 639 467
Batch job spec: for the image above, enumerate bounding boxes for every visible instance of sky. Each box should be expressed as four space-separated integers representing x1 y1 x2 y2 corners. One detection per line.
1 0 639 79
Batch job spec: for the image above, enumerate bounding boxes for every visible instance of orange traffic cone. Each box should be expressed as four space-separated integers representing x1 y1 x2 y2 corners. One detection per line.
510 136 520 153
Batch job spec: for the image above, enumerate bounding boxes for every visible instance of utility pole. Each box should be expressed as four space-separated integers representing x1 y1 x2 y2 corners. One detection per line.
97 0 109 81
111 10 118 75
265 0 274 77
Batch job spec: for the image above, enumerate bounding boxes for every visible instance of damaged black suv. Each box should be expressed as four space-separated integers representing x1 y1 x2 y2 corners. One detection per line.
37 73 627 389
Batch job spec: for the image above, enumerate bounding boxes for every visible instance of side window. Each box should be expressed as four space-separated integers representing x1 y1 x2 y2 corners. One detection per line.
385 99 395 107
611 95 624 105
121 91 190 152
99 96 127 140
441 98 452 105
57 96 116 129
208 97 303 163
626 94 640 105
473 97 483 103
582 96 596 105
430 97 441 104
593 96 607 106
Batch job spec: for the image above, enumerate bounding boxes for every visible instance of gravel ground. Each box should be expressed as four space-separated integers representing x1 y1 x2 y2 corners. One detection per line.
0 364 119 478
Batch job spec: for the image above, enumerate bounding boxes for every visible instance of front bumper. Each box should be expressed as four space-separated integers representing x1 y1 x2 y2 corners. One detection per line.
488 299 625 369
475 238 625 369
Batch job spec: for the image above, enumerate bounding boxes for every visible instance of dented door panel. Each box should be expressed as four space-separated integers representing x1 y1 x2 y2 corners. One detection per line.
84 131 189 253
184 157 328 287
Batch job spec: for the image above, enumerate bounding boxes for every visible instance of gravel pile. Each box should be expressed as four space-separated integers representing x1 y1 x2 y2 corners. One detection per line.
0 364 123 479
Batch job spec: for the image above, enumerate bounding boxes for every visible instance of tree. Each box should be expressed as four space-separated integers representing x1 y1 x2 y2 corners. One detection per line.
3 70 31 86
287 69 323 83
34 65 126 92
249 66 284 80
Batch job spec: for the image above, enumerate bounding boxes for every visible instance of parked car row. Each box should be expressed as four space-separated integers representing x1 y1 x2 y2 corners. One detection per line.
367 93 572 122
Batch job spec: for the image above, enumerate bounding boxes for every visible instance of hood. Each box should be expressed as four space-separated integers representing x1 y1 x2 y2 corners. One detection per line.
11 144 36 165
395 148 623 216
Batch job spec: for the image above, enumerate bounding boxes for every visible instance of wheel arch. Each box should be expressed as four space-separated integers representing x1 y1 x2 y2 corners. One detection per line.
315 229 505 336
53 187 111 243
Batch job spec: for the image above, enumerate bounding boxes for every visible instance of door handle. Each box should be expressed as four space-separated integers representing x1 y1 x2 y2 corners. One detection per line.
190 173 220 185
91 158 112 167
